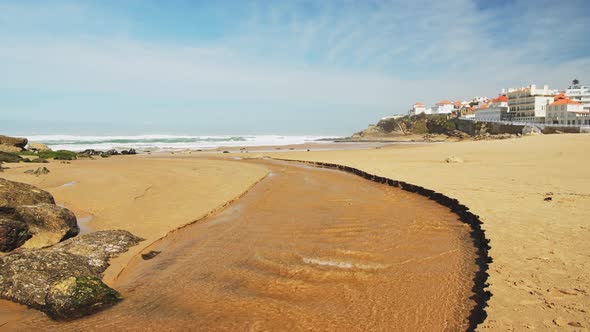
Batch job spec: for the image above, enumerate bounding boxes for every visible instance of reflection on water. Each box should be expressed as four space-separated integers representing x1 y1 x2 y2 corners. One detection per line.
60 181 77 188
76 216 94 235
9 159 478 331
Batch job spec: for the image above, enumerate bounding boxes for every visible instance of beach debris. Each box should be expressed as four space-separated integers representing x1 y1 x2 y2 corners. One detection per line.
141 250 162 260
223 150 230 153
444 156 464 163
544 192 553 201
0 230 143 319
24 167 50 176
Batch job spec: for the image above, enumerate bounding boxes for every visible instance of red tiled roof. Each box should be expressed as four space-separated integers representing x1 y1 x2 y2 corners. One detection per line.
436 100 453 105
492 95 508 103
549 98 582 106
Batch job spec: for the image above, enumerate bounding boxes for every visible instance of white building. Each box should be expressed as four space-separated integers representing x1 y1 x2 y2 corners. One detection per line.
409 102 426 115
506 84 557 123
474 95 510 121
545 96 590 125
565 79 590 112
430 100 454 114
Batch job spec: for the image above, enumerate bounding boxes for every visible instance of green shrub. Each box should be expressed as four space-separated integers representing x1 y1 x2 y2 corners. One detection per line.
38 150 77 160
19 150 38 156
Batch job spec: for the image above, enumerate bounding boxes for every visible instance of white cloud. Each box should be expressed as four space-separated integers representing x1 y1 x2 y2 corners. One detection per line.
0 0 589 132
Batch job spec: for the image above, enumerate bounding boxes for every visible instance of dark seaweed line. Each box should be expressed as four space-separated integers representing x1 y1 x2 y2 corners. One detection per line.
272 157 492 332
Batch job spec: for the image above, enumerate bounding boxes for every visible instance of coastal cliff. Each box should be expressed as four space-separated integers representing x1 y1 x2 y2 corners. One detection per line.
351 114 468 140
350 114 528 141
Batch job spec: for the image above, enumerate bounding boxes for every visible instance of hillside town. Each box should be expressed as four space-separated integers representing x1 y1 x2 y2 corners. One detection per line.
408 79 590 126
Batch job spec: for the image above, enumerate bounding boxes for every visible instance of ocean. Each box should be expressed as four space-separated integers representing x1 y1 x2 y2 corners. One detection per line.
24 135 335 152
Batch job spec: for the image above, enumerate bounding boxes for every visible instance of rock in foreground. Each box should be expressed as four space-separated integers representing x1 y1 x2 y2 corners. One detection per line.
0 178 84 250
0 218 32 251
0 151 23 163
0 178 55 208
15 203 79 248
0 230 143 319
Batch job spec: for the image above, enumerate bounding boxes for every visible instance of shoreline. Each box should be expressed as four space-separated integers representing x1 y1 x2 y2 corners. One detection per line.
2 134 589 330
112 169 270 281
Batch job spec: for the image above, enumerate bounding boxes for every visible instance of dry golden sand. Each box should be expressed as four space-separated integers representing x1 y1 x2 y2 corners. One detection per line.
268 134 590 331
0 156 268 283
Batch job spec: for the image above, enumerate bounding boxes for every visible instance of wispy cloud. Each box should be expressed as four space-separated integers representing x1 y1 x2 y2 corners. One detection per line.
0 0 589 134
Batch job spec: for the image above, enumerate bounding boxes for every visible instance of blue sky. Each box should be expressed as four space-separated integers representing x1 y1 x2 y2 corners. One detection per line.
1 0 589 135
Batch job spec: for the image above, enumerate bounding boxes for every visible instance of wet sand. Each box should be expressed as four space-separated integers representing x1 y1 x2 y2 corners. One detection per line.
2 159 479 331
271 134 590 331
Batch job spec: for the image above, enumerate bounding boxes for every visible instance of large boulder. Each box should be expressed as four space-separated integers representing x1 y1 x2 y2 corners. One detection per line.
46 276 120 319
0 230 143 319
0 218 32 252
0 178 55 209
54 230 145 270
28 142 52 152
15 203 79 248
0 151 22 163
0 145 22 154
0 135 27 149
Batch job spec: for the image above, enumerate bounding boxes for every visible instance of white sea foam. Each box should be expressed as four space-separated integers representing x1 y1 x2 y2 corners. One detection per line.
22 135 335 151
302 257 387 270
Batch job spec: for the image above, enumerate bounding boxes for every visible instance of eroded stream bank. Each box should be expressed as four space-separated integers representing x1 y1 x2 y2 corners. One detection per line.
6 158 479 331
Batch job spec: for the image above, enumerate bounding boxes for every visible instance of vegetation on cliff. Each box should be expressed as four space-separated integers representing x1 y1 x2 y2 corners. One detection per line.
352 114 461 139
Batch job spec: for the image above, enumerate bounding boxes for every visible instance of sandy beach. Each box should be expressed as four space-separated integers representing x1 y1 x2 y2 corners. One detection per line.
1 134 588 331
3 158 479 331
269 134 590 331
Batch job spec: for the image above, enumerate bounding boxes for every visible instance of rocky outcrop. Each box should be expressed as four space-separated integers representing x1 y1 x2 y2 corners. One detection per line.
0 145 22 153
0 151 22 163
28 142 52 152
24 167 51 176
0 218 32 252
0 230 143 319
0 178 82 250
15 203 79 248
0 135 27 154
120 149 137 155
0 135 27 149
0 178 55 208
